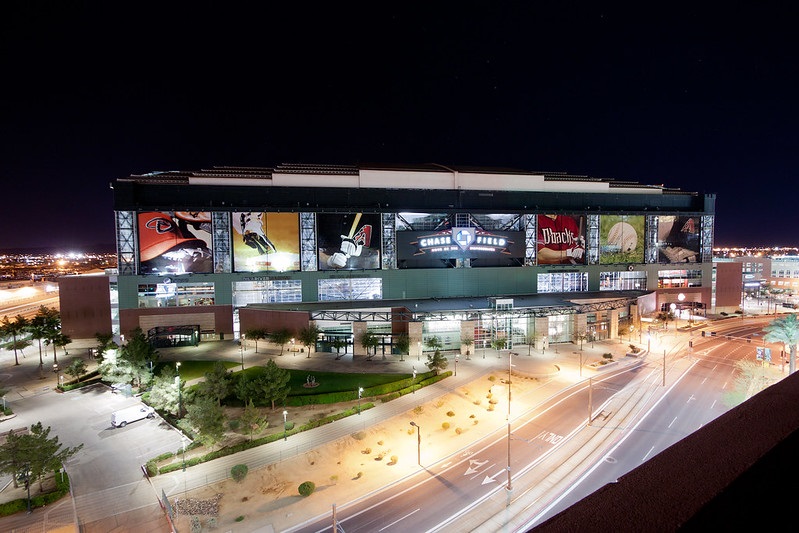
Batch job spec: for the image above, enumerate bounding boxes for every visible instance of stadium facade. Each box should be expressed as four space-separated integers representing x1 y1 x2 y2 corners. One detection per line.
61 163 715 354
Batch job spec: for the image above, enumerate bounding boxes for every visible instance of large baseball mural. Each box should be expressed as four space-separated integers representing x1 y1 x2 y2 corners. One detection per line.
138 211 213 275
599 214 644 264
232 212 300 272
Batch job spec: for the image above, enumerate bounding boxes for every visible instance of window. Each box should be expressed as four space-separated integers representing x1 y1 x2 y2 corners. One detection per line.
137 282 215 308
599 271 647 291
657 269 702 288
232 280 301 306
537 272 589 293
318 278 382 301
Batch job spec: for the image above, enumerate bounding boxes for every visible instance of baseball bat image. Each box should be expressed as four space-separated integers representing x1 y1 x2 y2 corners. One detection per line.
348 213 363 238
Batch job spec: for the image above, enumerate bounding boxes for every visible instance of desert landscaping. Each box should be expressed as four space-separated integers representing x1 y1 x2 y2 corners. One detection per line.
169 368 551 533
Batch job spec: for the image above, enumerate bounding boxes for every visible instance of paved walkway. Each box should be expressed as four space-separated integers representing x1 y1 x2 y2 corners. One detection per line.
0 334 678 532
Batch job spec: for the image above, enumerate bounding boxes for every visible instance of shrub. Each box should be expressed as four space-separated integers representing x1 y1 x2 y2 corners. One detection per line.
446 410 455 417
231 464 248 482
455 427 463 435
441 422 450 430
488 404 495 411
473 419 479 425
603 353 613 360
228 419 241 431
488 375 496 382
435 399 445 408
146 460 158 477
413 406 424 415
298 481 316 497
469 414 476 418
285 421 295 430
628 344 641 353
407 428 414 435
355 471 363 479
330 475 338 485
389 455 398 465
235 515 245 522
473 399 481 405
352 431 367 440
377 440 384 445
362 447 372 454
191 516 201 533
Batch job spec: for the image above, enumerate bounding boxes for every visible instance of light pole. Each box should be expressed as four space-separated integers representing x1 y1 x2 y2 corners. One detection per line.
417 341 421 361
357 387 363 414
175 362 182 418
283 410 288 441
506 350 512 491
412 367 417 394
409 421 421 466
587 376 593 426
240 334 245 371
454 354 458 376
647 333 651 354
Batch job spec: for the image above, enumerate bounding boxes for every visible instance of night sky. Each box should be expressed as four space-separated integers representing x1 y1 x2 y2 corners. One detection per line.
2 3 798 251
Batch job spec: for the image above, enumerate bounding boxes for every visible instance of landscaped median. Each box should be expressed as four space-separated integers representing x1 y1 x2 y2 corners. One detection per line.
145 368 451 476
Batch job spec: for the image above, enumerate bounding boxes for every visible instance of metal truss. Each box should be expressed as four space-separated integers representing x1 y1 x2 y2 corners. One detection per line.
524 214 536 266
587 215 600 265
701 215 714 263
115 211 137 275
300 212 317 271
381 212 396 269
309 296 638 323
645 215 659 263
212 212 231 273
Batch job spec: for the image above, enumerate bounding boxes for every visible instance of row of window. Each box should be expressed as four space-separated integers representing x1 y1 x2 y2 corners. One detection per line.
136 269 703 308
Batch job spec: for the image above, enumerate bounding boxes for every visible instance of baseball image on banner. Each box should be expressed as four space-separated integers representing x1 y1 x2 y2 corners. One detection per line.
232 212 300 272
657 215 700 263
599 214 644 264
536 214 586 265
317 213 381 270
138 211 213 274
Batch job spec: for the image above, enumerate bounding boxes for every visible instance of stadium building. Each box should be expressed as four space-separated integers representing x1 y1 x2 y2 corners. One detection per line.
60 163 715 355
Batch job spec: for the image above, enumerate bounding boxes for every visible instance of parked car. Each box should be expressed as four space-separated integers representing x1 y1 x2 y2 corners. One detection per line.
111 405 155 428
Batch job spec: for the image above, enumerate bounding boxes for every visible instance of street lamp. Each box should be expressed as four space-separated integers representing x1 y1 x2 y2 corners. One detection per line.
670 303 678 330
412 367 417 394
357 387 364 414
409 421 421 466
240 334 245 371
506 351 513 492
454 354 458 376
175 362 182 418
417 341 421 361
283 410 288 441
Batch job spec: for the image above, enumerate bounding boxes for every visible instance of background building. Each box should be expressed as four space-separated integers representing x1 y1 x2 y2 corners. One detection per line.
61 163 716 351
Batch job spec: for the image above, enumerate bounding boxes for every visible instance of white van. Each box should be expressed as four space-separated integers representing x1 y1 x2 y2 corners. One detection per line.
111 405 156 428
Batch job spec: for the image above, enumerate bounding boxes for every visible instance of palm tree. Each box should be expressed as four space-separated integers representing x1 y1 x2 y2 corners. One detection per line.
764 313 799 374
1 315 30 366
28 311 51 371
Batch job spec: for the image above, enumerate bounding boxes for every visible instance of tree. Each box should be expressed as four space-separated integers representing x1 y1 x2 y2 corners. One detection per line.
491 337 507 357
94 332 118 361
764 313 799 374
244 328 268 353
461 335 474 360
262 359 291 409
269 328 293 355
239 400 268 441
298 323 321 358
426 349 449 375
331 338 348 360
104 327 158 388
45 331 71 368
185 396 225 448
65 359 87 382
359 331 380 359
395 332 410 361
575 329 588 350
0 422 82 490
424 336 443 353
145 366 182 416
199 362 232 406
1 315 30 366
28 307 56 369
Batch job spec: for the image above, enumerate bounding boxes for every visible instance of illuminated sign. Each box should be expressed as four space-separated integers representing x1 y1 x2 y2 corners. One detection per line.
411 228 514 256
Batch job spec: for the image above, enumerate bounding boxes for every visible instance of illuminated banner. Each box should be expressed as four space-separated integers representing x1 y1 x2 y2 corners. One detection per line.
599 214 644 264
397 229 525 268
138 211 213 275
232 212 300 272
657 215 700 263
537 214 586 265
318 213 381 270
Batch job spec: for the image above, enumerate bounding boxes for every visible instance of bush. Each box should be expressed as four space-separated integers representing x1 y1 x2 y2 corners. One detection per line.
146 460 158 477
298 481 316 497
446 410 455 417
628 344 641 353
441 422 450 430
390 455 398 465
228 419 241 431
235 515 245 522
413 406 424 415
352 431 367 440
231 464 249 482
455 427 463 434
603 353 613 360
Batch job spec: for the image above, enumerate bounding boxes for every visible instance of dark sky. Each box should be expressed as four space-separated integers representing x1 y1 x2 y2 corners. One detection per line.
2 2 798 251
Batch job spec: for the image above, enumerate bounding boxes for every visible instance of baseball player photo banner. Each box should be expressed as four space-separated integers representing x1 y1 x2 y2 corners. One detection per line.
317 213 381 270
536 214 587 265
657 215 701 263
232 212 300 272
599 214 645 264
138 211 213 275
